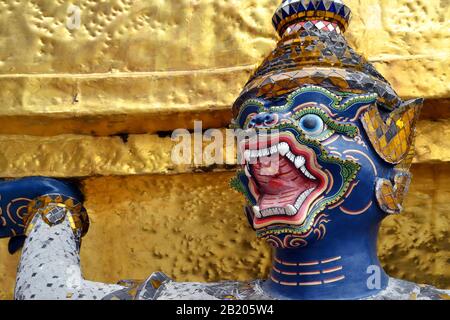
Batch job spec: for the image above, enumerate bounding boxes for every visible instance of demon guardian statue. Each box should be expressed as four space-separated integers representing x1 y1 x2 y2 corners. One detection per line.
1 0 449 300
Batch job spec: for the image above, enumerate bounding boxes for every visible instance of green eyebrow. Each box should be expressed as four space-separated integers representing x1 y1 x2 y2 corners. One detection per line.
266 86 342 113
235 99 266 123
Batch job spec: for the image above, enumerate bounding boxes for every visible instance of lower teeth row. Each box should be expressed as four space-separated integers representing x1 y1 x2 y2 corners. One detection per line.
253 188 316 218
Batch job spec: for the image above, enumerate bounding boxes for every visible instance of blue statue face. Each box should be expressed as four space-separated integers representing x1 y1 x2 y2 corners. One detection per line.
231 85 421 248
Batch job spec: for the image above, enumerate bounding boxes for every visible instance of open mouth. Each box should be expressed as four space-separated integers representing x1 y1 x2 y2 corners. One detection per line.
241 135 328 228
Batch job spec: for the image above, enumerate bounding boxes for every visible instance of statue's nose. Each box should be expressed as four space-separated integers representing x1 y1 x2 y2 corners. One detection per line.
249 113 277 128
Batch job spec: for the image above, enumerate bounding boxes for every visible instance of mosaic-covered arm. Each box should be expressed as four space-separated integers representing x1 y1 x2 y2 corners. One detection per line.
0 177 125 300
15 209 124 300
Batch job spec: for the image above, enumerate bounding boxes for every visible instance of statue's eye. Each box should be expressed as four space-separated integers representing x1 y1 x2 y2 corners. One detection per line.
299 114 325 136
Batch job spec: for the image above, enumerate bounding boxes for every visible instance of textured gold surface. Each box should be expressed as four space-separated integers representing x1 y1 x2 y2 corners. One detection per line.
0 100 446 137
1 166 449 299
379 164 450 288
0 0 448 136
0 110 232 136
0 131 237 177
0 120 447 178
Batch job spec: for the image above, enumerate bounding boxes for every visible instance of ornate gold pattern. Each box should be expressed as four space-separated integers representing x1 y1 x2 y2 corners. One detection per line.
24 195 89 237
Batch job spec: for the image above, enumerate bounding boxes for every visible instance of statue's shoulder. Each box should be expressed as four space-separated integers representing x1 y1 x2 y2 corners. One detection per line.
103 272 272 300
149 280 272 300
365 278 450 300
103 274 449 300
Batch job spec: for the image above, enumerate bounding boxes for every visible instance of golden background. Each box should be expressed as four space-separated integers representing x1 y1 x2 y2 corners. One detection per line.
0 0 449 299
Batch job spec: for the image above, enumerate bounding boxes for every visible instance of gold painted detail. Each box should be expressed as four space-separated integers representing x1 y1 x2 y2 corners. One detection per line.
24 195 89 237
117 279 144 299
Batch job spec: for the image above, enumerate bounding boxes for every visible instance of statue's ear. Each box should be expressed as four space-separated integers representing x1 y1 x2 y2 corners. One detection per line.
375 170 411 215
360 99 423 164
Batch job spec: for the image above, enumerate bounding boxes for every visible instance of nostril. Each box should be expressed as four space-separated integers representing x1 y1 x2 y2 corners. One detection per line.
251 113 276 127
254 116 264 125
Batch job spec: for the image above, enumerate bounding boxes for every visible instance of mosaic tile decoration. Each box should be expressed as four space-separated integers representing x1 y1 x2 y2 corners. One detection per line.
25 194 89 237
361 100 422 164
284 20 342 36
235 67 401 112
375 170 412 215
233 0 400 115
273 0 351 36
15 214 123 300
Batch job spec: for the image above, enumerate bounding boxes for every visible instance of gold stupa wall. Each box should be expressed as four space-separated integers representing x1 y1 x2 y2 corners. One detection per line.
0 0 449 299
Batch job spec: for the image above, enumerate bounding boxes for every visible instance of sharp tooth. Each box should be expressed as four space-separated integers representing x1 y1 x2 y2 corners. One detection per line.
294 156 305 169
244 165 251 178
261 148 269 157
307 172 316 180
244 150 251 162
278 143 289 156
285 205 297 216
300 166 317 180
287 152 295 162
295 193 307 208
251 150 258 158
270 145 278 154
300 193 307 202
253 206 262 218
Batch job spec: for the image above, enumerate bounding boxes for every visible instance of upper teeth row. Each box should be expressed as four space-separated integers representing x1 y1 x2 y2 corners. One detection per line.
244 145 279 159
243 142 316 180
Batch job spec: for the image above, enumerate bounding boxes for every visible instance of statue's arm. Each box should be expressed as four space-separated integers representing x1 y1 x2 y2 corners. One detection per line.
14 210 124 300
0 177 126 300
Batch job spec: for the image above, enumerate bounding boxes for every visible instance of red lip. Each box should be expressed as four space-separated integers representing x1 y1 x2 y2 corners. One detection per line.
240 133 328 228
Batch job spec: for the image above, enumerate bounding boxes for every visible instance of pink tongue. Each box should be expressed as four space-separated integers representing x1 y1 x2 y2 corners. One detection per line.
251 155 320 211
253 157 305 194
